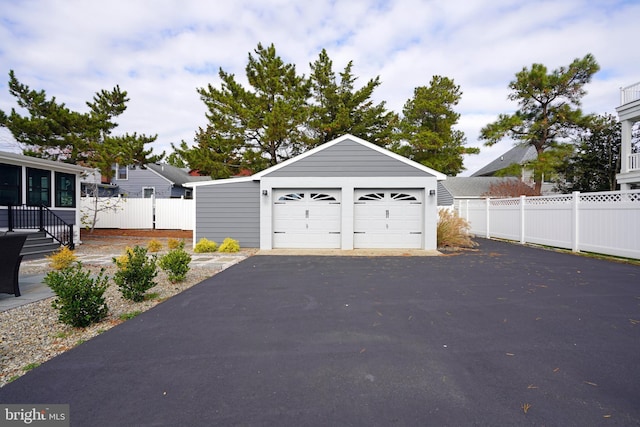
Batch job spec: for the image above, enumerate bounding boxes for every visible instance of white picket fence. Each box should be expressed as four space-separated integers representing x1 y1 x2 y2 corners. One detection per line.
79 197 194 230
457 190 640 259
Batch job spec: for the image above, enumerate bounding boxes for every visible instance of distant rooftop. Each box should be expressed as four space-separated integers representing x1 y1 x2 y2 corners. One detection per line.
470 145 537 177
147 163 212 186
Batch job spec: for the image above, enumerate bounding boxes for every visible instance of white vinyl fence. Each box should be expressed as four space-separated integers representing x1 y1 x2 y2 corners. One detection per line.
80 197 194 230
457 190 640 259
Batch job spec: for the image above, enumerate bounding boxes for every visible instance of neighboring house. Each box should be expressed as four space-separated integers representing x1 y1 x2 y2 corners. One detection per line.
471 144 537 179
108 163 212 199
0 151 91 245
186 134 446 251
616 81 640 190
470 144 558 194
437 176 522 209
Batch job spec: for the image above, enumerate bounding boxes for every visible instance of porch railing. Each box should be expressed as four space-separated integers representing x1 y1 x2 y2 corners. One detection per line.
7 205 74 249
620 81 640 105
630 153 640 171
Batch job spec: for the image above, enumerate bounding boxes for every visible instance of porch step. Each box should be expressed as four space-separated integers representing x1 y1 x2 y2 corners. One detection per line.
19 232 62 261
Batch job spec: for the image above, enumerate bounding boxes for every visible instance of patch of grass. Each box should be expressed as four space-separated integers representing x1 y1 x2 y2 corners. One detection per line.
75 339 86 346
119 310 142 321
22 362 40 372
53 331 71 339
144 292 161 301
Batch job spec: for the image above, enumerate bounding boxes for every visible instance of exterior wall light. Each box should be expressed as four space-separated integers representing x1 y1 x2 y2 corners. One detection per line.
262 190 268 196
429 189 436 196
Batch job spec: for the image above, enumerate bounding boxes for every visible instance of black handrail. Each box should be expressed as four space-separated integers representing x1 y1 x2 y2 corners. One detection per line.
7 205 75 249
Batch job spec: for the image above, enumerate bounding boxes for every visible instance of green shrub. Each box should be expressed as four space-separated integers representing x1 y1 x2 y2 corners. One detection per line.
158 246 192 282
147 239 163 252
113 246 158 302
46 246 78 270
194 237 217 253
218 237 240 253
437 209 477 249
45 263 109 328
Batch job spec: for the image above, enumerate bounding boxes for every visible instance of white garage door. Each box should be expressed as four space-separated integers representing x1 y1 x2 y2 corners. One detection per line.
354 189 423 249
273 189 341 248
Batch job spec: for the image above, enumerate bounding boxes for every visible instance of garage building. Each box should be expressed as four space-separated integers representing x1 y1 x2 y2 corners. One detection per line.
188 134 446 251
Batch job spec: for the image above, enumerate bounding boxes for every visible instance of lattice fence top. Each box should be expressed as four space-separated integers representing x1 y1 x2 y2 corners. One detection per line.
580 191 640 204
525 195 573 205
490 199 520 207
461 190 640 207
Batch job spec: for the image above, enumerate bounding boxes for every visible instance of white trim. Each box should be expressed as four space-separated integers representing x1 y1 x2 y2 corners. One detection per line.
184 175 257 188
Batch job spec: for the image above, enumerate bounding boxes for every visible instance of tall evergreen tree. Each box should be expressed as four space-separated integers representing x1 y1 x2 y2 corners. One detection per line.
196 43 311 174
0 71 163 178
559 114 622 192
479 54 600 193
308 49 397 148
392 76 478 176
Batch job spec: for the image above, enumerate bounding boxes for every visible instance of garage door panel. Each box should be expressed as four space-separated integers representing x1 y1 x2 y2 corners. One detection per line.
272 189 341 249
354 189 423 249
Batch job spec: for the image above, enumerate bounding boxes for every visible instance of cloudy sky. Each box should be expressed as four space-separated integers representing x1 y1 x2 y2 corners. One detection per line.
1 0 638 176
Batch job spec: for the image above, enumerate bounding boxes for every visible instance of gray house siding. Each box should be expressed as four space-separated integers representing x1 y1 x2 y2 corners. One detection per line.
437 182 454 207
195 180 260 248
114 168 173 198
263 139 434 178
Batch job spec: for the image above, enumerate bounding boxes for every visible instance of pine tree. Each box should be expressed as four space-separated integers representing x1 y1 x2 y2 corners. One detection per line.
393 76 478 176
480 54 600 193
308 49 397 148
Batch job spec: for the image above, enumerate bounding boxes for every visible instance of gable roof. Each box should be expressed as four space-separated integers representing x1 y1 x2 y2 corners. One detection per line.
146 163 212 186
471 144 537 177
0 150 93 175
255 134 447 179
187 134 446 187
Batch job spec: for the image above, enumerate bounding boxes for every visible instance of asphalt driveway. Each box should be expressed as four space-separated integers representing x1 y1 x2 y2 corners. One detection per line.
1 238 639 426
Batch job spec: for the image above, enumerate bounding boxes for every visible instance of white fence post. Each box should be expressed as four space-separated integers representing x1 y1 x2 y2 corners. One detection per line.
572 191 580 252
485 197 491 239
520 195 526 244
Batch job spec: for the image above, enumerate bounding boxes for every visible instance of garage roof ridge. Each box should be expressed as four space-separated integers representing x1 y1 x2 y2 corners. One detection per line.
185 134 447 187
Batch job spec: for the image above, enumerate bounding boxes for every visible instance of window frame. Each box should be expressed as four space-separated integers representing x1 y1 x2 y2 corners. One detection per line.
26 167 51 207
0 163 22 206
55 171 76 208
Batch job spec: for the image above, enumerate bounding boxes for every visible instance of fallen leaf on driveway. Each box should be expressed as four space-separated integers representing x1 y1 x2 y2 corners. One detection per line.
584 381 598 387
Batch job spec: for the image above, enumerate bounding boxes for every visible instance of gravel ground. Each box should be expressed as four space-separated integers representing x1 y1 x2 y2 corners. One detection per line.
0 234 255 388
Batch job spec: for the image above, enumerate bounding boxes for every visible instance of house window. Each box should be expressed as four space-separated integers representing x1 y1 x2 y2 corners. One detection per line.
27 168 51 206
143 187 155 198
117 164 128 180
55 172 76 208
184 189 193 199
0 163 21 206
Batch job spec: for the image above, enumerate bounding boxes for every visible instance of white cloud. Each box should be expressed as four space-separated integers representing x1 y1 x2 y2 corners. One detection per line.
1 0 638 176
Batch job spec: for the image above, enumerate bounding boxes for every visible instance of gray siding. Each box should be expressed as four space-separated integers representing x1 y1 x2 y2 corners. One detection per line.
263 139 433 178
114 168 174 198
437 182 454 207
195 181 260 248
